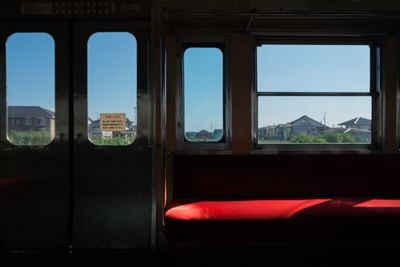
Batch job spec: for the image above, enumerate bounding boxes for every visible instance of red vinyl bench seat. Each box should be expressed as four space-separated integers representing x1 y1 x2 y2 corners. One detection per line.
164 198 400 242
165 155 400 242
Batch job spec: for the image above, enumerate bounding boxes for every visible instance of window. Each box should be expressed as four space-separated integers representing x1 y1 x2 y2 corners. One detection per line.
36 117 46 126
88 32 137 146
256 44 373 146
6 32 55 146
183 46 224 143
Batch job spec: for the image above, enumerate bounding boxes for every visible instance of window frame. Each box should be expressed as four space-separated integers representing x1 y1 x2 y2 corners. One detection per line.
177 39 230 150
253 38 382 152
3 31 58 147
397 37 400 152
72 20 149 149
86 31 139 147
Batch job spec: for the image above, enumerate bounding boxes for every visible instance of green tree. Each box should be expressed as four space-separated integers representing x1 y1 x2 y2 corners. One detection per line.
321 132 355 143
90 134 136 146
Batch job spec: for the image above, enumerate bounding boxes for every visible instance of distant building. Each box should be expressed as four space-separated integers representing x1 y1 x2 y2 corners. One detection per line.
258 115 329 141
343 128 371 143
270 124 291 141
8 106 55 138
258 115 372 142
185 129 218 140
258 124 290 141
258 127 268 140
185 131 198 140
196 129 212 139
338 117 371 130
88 119 112 138
338 117 371 142
290 115 330 137
88 118 136 139
212 129 223 140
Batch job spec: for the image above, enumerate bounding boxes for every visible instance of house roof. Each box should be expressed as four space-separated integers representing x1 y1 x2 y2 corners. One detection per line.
198 129 211 134
8 106 55 118
338 117 371 127
289 115 329 128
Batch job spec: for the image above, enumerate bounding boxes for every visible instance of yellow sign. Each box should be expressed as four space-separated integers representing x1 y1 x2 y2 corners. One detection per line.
100 113 126 132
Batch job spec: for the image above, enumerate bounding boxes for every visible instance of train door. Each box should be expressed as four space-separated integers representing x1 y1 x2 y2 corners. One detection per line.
0 21 70 249
72 21 151 249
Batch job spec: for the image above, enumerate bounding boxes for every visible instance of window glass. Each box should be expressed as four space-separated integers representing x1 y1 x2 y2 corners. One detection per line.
6 32 55 146
258 96 371 144
257 45 370 92
184 47 224 142
256 44 372 145
88 32 137 146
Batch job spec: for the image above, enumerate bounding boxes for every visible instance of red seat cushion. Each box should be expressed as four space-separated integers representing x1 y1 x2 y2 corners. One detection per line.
164 198 400 241
165 199 331 221
166 198 400 221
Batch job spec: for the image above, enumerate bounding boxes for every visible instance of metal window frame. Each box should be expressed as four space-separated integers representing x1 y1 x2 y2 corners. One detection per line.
73 21 149 149
0 21 69 148
397 38 400 152
253 38 383 152
86 31 139 147
176 36 231 151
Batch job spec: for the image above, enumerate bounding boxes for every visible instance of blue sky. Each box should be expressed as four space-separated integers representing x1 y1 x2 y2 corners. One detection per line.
184 47 223 132
88 32 137 122
6 33 55 111
6 34 371 131
257 45 371 128
6 32 137 123
184 44 371 131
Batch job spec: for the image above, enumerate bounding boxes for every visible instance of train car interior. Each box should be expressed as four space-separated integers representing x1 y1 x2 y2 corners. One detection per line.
1 0 400 266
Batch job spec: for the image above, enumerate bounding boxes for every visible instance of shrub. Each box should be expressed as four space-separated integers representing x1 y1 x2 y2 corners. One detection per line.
8 130 51 145
290 134 327 144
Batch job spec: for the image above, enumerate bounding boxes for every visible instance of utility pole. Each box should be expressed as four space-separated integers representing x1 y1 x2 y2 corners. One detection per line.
134 106 137 125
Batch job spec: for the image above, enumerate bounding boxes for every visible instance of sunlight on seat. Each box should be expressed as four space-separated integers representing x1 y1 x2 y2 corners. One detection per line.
165 199 331 221
354 199 400 208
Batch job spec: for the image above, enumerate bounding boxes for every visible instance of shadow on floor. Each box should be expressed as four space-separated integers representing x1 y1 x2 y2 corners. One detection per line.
1 243 399 267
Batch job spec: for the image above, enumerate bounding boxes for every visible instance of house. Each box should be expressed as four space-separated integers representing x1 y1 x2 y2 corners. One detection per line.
338 117 371 142
196 129 212 139
88 119 112 138
262 124 291 141
258 115 328 141
185 129 223 141
343 128 371 143
7 106 55 138
338 117 371 130
290 115 330 137
258 124 290 141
